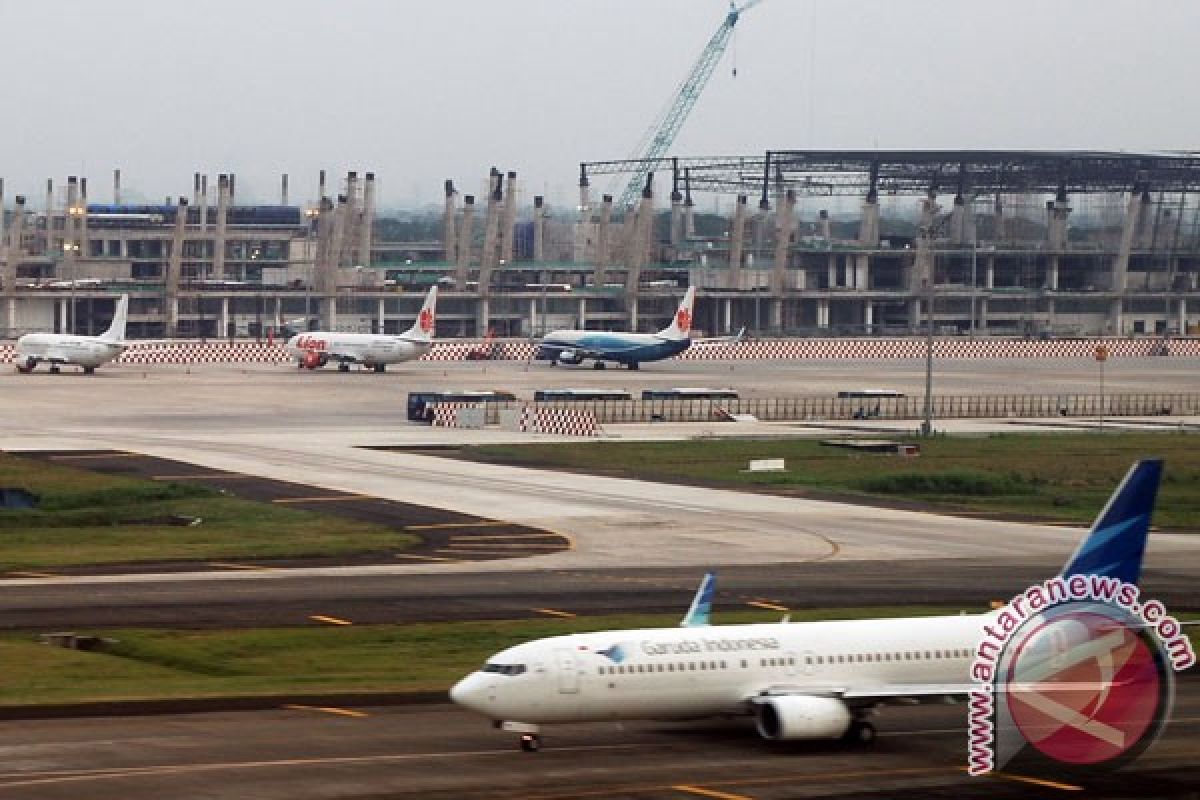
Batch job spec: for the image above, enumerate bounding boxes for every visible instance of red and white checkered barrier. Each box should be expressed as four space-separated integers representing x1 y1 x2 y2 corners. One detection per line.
523 405 599 436
429 402 482 428
2 336 1198 367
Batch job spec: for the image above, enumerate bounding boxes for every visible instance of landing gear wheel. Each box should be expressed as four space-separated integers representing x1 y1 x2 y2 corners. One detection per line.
844 720 876 745
519 734 541 752
374 364 386 373
592 361 606 370
627 362 639 370
83 366 96 375
49 365 61 375
337 363 350 373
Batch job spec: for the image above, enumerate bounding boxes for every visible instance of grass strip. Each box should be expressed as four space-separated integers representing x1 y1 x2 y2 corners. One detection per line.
463 432 1200 530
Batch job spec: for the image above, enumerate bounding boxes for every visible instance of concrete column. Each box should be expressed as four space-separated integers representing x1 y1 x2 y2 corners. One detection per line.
769 299 783 332
978 297 989 333
2 195 24 336
113 169 122 205
221 296 230 338
817 298 830 329
455 194 475 289
578 168 590 216
594 194 612 289
949 195 968 244
628 295 638 331
827 255 838 289
858 192 880 246
477 296 489 338
198 174 208 235
624 181 653 294
864 301 874 333
377 296 385 333
853 255 869 289
64 177 79 275
533 196 545 262
330 194 348 272
1178 297 1188 335
58 297 68 332
724 297 732 332
529 297 538 334
1113 191 1142 292
1109 297 1124 335
1048 257 1060 290
165 197 187 335
1136 191 1155 249
79 177 89 255
986 255 995 289
214 174 230 280
313 195 335 310
281 173 289 206
578 296 587 328
684 194 695 239
193 173 202 206
479 169 502 291
500 171 518 264
669 189 683 249
360 172 375 267
343 172 359 265
43 179 53 255
908 297 922 331
1046 191 1070 251
442 180 458 265
817 209 831 240
728 195 747 287
772 189 796 294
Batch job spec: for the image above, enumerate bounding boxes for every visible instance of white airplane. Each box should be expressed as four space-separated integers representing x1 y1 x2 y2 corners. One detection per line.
452 460 1164 752
535 287 696 370
14 294 129 375
286 286 438 373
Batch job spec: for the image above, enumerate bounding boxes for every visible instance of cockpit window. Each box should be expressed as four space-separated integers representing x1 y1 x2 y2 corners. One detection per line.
482 663 526 676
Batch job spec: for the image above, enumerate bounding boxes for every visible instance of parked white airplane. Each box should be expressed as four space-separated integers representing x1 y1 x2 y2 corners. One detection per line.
452 460 1164 752
536 287 696 370
14 294 129 374
286 286 438 372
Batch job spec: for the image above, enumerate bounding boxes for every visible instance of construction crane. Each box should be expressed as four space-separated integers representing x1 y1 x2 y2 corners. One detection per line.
614 0 764 212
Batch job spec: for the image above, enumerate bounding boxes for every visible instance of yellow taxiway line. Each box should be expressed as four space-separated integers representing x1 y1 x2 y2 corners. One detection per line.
673 786 752 800
281 704 369 719
746 600 790 612
532 608 577 619
308 615 353 626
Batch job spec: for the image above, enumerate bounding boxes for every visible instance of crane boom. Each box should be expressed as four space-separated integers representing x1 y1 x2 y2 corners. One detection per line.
615 0 763 211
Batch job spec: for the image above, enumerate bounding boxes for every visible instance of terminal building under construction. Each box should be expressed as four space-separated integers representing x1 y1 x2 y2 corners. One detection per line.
1 150 1199 340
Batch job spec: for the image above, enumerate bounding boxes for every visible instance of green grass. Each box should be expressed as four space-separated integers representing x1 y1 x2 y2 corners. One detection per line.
0 607 949 705
0 453 418 570
2 608 1195 706
463 433 1200 530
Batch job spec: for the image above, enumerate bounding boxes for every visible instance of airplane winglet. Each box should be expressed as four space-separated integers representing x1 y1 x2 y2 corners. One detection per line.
681 571 717 627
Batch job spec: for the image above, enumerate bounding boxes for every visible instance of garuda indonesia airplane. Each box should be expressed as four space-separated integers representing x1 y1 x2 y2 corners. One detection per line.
535 287 696 370
452 461 1171 753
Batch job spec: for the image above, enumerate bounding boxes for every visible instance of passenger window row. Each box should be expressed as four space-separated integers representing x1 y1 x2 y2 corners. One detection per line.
598 660 730 675
804 648 972 666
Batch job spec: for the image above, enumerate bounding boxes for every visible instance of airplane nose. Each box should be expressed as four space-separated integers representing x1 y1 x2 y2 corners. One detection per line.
449 674 483 711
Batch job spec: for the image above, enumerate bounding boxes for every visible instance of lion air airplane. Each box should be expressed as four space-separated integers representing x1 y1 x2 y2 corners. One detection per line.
14 294 129 375
535 286 696 370
286 285 437 372
452 460 1164 752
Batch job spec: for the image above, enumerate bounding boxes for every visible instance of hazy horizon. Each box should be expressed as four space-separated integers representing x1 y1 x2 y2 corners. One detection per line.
1 1 1197 211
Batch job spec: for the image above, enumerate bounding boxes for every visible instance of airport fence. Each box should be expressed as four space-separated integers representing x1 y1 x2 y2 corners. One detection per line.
518 392 1200 424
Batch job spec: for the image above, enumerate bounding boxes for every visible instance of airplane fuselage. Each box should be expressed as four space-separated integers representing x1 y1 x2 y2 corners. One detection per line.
536 331 691 367
287 332 431 368
452 614 982 727
15 334 126 370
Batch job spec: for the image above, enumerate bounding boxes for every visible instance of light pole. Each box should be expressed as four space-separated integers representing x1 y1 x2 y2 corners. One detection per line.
1095 344 1108 430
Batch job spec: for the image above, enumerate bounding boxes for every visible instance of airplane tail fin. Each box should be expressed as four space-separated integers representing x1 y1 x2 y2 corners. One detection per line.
680 571 717 627
98 294 129 342
656 286 696 341
401 286 438 341
1059 459 1163 585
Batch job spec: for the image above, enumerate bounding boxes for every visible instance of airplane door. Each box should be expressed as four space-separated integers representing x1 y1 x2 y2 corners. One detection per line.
555 649 579 694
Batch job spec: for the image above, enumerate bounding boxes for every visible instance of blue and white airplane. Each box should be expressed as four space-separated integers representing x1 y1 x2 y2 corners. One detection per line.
452 461 1170 752
535 287 696 370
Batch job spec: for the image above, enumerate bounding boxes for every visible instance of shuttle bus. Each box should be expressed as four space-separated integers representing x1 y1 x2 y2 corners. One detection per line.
640 387 739 401
533 388 633 402
407 390 517 422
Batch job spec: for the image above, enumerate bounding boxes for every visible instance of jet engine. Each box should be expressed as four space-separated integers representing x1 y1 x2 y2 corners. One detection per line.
301 350 326 369
753 695 852 741
556 349 584 365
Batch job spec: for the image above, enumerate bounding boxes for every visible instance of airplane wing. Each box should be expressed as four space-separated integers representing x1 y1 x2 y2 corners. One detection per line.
752 682 973 709
692 327 746 347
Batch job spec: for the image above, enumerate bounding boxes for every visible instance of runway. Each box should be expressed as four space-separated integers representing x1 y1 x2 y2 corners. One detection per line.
0 677 1197 799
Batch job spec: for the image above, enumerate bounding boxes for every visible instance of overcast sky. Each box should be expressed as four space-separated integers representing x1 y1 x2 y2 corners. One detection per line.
2 0 1197 210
